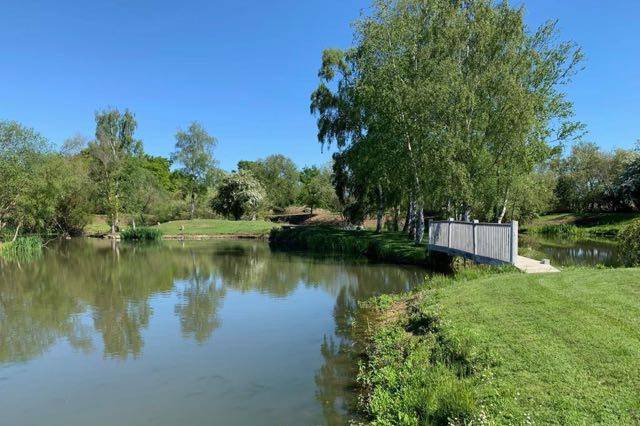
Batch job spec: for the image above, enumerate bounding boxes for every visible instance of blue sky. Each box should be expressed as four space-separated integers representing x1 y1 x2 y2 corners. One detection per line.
2 0 638 171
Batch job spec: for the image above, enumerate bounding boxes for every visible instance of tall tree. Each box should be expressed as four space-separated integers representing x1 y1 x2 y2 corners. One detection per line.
88 109 141 236
172 122 217 219
312 0 583 238
0 120 51 239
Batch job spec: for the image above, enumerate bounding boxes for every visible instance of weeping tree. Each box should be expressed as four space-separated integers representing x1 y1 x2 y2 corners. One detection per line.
172 122 217 219
312 0 584 240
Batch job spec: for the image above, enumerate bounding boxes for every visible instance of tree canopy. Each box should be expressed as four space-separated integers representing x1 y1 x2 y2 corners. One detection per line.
311 0 584 240
172 122 218 219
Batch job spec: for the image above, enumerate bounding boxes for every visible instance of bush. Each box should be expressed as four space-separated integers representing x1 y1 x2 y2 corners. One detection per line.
0 236 43 260
618 219 640 266
120 226 163 242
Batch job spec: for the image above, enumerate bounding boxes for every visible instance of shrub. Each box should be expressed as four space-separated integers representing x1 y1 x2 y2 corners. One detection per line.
120 226 163 242
618 219 640 266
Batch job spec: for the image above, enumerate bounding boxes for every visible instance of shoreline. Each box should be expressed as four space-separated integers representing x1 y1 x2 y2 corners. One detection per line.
85 233 269 241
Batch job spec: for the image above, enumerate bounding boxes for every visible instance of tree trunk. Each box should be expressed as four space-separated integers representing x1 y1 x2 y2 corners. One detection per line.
497 191 509 224
375 184 384 233
392 205 400 231
402 199 412 233
414 202 424 244
190 193 196 220
407 197 416 237
11 222 21 243
132 218 136 230
462 204 472 222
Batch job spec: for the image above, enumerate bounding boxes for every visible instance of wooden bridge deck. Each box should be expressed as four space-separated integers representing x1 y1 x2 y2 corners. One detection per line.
515 256 560 273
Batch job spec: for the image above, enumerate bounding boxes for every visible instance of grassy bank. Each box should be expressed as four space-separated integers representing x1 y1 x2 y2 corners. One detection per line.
85 217 279 238
158 219 277 237
356 268 640 424
0 236 43 261
269 225 453 270
524 212 639 237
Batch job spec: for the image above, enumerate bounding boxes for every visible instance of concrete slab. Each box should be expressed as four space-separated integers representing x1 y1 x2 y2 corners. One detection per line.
516 256 560 273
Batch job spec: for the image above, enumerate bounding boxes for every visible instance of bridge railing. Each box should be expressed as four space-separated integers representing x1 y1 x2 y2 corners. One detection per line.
428 219 518 265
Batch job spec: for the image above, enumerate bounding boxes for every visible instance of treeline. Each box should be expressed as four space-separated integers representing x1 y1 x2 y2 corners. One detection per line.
0 113 336 240
553 142 639 213
310 0 587 243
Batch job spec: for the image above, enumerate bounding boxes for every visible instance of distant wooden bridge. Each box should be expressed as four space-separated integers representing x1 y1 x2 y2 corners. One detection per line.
427 219 559 273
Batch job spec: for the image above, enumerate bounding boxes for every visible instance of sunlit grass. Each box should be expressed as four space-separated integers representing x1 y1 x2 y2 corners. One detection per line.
158 219 278 236
525 212 640 237
358 268 640 424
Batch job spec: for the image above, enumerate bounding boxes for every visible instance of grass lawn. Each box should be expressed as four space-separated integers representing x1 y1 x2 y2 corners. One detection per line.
84 216 279 237
524 212 640 237
158 218 278 236
358 268 640 424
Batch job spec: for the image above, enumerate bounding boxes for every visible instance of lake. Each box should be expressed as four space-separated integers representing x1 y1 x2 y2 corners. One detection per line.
0 239 424 426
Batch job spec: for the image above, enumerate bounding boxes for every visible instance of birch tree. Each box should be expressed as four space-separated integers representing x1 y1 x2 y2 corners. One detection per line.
172 122 217 219
89 109 142 236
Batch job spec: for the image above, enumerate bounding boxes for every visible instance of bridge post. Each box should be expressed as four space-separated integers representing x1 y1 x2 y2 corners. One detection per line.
448 218 454 249
472 220 479 261
510 221 519 264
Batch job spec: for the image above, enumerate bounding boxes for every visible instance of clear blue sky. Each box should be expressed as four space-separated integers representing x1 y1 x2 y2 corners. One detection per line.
2 0 638 170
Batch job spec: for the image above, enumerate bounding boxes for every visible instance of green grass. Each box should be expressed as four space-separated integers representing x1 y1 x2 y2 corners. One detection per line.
269 225 453 269
158 219 278 237
356 268 640 424
0 236 43 261
524 212 640 237
84 217 279 237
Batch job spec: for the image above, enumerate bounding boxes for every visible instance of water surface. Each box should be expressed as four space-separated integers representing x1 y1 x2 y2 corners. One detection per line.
520 234 622 267
0 239 423 425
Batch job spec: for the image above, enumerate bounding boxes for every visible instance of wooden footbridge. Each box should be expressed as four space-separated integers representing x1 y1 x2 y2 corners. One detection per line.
428 219 559 273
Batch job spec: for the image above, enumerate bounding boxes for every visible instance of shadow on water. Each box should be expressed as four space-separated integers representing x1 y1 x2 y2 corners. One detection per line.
520 234 622 267
0 238 423 425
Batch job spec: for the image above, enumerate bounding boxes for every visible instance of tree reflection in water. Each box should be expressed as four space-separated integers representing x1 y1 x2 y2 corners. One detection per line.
0 238 423 423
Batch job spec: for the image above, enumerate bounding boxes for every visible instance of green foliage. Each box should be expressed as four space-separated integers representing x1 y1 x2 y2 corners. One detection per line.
618 219 640 266
172 122 217 219
618 150 640 209
531 223 581 236
554 142 638 212
141 155 173 191
312 0 584 234
269 226 453 270
120 226 163 242
0 236 43 261
238 154 300 209
88 108 142 233
210 171 266 220
298 166 335 214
